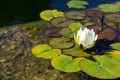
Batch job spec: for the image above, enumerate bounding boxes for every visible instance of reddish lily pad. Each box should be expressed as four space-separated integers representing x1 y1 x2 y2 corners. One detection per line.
64 11 85 20
85 9 105 18
98 27 117 40
44 27 62 38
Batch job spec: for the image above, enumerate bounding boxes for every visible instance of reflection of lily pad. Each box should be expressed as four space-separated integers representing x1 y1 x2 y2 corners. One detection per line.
98 27 117 40
49 37 74 49
85 9 104 18
50 17 74 27
63 45 91 57
44 27 62 38
110 43 120 51
32 44 62 59
87 25 102 34
51 55 82 72
67 0 88 9
80 55 120 79
98 4 120 13
105 14 120 23
64 11 85 20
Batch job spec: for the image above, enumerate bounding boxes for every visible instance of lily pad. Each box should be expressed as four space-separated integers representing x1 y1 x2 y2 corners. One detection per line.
63 45 91 57
87 25 102 34
67 0 88 9
32 44 62 59
50 17 75 27
98 4 120 13
85 9 105 18
49 37 74 49
60 28 74 38
110 43 120 51
44 27 62 38
51 55 82 72
64 11 85 20
69 22 84 32
80 55 120 79
105 14 120 23
98 27 117 40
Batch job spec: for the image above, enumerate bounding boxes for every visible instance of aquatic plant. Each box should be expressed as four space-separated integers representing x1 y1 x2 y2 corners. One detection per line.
32 0 120 79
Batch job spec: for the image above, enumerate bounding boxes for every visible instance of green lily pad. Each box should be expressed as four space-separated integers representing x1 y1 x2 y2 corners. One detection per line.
60 28 74 38
63 45 91 57
64 11 85 20
51 55 82 72
69 22 84 32
80 55 120 79
67 0 88 9
52 9 64 17
98 4 120 13
32 44 62 59
49 37 74 49
50 17 75 27
110 43 120 51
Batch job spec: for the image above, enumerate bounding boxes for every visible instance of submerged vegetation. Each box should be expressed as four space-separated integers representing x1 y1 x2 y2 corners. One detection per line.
32 0 120 79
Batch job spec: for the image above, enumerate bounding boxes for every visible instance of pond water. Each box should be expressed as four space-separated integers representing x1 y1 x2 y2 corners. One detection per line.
0 0 117 27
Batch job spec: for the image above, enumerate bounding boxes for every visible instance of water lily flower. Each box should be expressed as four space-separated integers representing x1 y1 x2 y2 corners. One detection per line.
74 28 98 49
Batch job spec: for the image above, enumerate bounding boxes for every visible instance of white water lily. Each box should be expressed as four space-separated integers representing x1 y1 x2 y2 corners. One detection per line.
74 28 98 49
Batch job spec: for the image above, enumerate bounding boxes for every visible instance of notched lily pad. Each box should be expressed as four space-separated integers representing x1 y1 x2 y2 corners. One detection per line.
44 27 62 38
67 0 88 9
63 45 91 57
64 11 85 20
98 27 117 40
80 55 120 79
51 55 82 72
32 44 62 59
49 37 74 49
85 9 105 18
110 43 120 51
50 17 75 27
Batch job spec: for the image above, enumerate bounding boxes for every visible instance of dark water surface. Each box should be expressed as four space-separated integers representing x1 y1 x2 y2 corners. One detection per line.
0 0 117 27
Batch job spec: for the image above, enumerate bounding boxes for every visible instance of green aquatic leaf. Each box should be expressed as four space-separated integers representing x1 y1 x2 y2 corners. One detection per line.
49 37 74 49
80 55 120 79
115 2 120 8
52 9 64 17
63 45 91 57
67 0 88 9
98 4 120 13
110 43 120 51
60 28 74 38
51 55 82 72
32 44 62 59
69 22 84 32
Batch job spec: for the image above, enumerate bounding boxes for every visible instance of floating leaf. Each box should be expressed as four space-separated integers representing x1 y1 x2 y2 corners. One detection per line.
85 9 105 18
80 55 120 79
110 43 120 51
50 17 75 27
63 45 91 57
64 11 85 20
44 27 62 38
67 0 88 9
49 37 74 49
105 14 120 23
40 10 54 21
98 4 120 13
51 55 82 72
32 44 62 59
98 27 117 40
115 2 120 8
69 22 84 32
60 28 74 38
40 9 64 21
